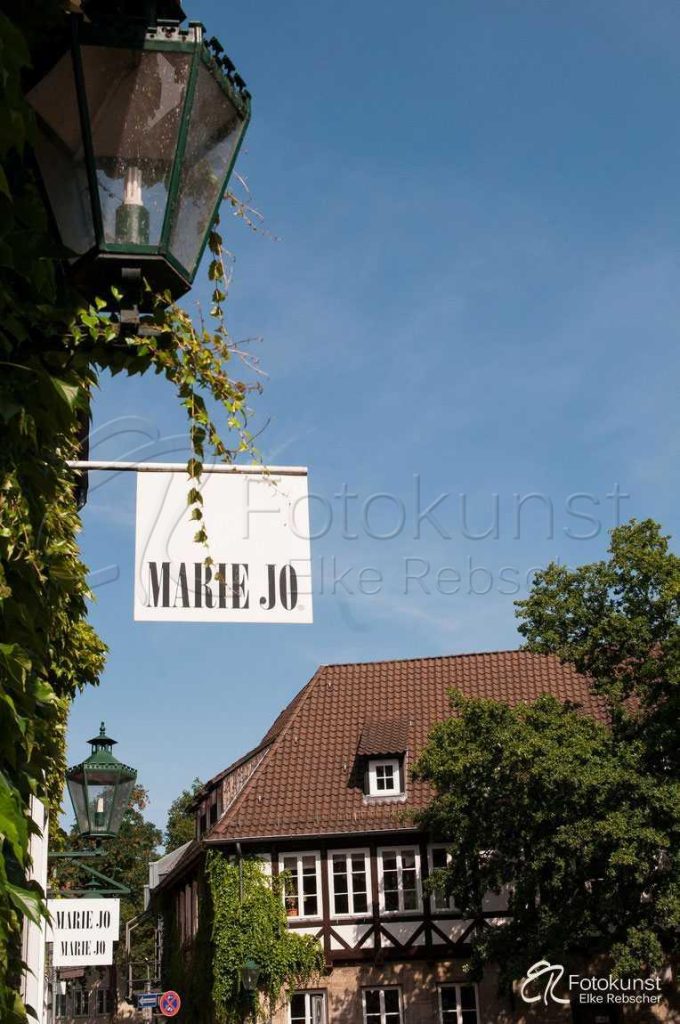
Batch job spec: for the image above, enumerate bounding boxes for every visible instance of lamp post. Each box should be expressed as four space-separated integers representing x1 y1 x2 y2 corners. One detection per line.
26 0 251 305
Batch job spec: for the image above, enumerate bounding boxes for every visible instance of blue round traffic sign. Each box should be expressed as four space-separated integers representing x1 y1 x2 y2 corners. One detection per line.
159 991 181 1017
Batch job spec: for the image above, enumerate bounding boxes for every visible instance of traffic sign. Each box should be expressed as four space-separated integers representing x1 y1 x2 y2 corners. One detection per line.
138 993 160 1008
159 991 182 1017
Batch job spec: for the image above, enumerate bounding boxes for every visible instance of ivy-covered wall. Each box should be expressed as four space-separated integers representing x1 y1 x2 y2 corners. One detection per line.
159 854 325 1024
160 862 215 1024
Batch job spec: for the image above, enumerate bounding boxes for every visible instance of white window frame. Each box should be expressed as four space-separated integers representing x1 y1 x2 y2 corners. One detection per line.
377 846 422 914
279 851 322 920
367 758 402 796
328 848 372 918
289 990 327 1024
438 983 480 1024
428 844 456 911
362 986 403 1024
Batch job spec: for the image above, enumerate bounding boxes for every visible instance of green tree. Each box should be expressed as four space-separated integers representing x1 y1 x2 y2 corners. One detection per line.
165 778 202 854
414 520 680 982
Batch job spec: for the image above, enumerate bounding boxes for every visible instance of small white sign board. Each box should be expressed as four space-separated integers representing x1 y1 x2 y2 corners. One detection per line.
134 467 313 623
47 898 120 967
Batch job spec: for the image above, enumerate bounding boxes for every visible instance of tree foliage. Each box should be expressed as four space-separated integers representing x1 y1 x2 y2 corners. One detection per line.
207 855 325 1024
0 5 260 1020
415 520 680 985
165 778 202 854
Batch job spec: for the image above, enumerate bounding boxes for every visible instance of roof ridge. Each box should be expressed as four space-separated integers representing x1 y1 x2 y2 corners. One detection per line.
212 667 327 835
318 647 540 670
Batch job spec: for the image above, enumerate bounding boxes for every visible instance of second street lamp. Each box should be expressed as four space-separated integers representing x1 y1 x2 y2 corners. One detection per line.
26 0 251 304
66 722 137 841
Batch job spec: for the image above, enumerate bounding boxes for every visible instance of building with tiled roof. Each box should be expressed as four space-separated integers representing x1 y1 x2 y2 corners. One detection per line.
151 651 616 1024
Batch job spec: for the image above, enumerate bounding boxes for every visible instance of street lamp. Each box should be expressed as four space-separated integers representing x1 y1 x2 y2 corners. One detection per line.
26 0 251 304
66 723 137 840
239 959 262 994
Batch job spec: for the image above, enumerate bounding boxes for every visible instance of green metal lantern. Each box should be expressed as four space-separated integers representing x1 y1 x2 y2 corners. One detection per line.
239 959 262 993
27 3 251 302
66 723 137 839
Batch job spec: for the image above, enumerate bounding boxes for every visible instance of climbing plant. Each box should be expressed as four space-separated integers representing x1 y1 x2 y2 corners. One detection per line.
207 854 325 1024
0 4 262 1021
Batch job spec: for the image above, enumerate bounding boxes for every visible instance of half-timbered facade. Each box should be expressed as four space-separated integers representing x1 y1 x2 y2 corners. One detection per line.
152 651 630 1024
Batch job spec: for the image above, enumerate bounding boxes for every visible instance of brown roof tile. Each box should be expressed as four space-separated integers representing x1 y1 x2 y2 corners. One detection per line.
357 718 410 756
206 650 606 842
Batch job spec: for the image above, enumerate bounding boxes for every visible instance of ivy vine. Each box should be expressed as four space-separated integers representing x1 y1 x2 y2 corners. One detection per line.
0 4 264 1021
207 854 325 1024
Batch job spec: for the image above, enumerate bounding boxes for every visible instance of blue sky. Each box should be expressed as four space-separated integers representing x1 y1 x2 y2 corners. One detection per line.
68 0 680 832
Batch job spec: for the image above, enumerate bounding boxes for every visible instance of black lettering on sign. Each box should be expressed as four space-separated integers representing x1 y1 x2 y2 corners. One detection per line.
232 564 249 609
148 562 170 607
146 561 298 612
174 563 189 607
260 564 298 611
194 562 214 608
279 564 298 610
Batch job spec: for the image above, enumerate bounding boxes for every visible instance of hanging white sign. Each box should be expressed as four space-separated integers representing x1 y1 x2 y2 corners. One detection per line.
134 467 313 623
47 898 120 967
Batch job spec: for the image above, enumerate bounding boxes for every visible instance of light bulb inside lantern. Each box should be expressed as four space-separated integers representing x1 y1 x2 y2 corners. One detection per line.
94 795 105 829
123 166 143 206
115 165 150 245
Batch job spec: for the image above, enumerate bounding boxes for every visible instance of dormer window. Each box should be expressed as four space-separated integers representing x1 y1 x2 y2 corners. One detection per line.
368 758 402 796
356 718 410 800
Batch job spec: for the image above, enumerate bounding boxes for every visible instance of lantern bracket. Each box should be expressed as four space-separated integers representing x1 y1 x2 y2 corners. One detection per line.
48 849 131 897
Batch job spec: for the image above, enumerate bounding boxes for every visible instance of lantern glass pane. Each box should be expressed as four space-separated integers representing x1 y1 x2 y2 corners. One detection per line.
85 781 114 835
80 46 191 246
169 63 244 274
66 773 90 835
107 777 135 836
27 53 95 256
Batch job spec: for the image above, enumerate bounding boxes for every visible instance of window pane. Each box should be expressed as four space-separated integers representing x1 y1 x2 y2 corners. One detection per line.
403 888 417 910
384 990 400 1014
460 986 477 1012
432 848 447 870
311 994 325 1024
290 994 306 1023
384 889 399 911
440 987 456 1011
81 47 191 246
169 62 244 274
354 891 368 913
335 893 349 914
401 851 415 870
365 990 381 1015
284 858 299 916
27 54 95 257
303 894 318 916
